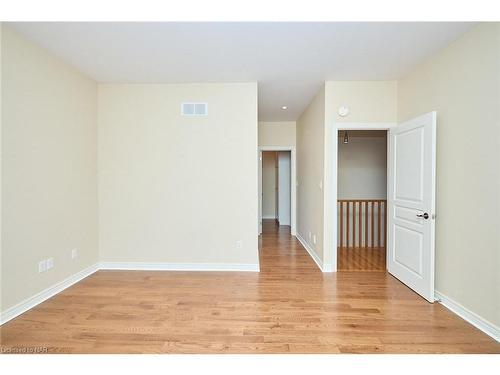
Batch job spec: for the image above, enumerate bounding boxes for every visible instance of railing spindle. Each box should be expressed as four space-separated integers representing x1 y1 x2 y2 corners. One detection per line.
365 202 368 247
339 201 344 248
377 201 382 247
371 201 375 248
346 202 350 248
352 202 356 248
358 202 362 248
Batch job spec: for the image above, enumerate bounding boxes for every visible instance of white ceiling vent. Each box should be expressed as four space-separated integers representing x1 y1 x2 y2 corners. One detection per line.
181 102 208 116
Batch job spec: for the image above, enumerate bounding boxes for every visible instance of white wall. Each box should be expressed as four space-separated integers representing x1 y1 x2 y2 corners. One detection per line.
258 121 296 147
278 151 291 226
1 25 98 312
0 23 3 313
98 83 259 267
262 151 277 219
296 85 326 265
0 28 260 318
398 23 500 327
337 131 387 199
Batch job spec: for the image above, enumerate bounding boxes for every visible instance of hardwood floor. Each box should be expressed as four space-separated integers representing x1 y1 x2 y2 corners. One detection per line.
1 219 499 353
337 247 386 271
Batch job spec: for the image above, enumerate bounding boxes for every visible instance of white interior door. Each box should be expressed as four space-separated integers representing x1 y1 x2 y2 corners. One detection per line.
387 112 436 302
258 150 263 234
278 151 291 226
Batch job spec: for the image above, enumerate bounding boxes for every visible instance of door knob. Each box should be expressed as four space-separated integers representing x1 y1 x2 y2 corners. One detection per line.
417 213 429 219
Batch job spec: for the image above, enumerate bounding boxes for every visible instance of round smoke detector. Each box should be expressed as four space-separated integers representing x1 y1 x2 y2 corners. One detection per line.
338 106 349 117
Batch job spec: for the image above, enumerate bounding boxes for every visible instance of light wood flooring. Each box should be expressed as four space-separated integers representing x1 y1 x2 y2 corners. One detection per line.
0 219 498 353
337 247 386 271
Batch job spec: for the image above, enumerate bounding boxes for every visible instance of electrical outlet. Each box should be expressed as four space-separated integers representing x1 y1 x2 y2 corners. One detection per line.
38 260 47 273
313 235 317 245
71 248 78 259
308 231 312 240
46 257 54 270
235 240 243 249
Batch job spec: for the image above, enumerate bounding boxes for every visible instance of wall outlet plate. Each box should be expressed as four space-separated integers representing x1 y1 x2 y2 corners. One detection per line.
71 248 78 259
46 257 54 270
38 260 46 273
235 240 243 249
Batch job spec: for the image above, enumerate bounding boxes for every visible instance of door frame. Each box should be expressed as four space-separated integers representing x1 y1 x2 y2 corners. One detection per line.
259 146 296 236
329 122 396 271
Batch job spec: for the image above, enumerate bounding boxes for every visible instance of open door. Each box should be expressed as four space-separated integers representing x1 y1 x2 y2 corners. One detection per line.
387 112 436 302
258 150 263 235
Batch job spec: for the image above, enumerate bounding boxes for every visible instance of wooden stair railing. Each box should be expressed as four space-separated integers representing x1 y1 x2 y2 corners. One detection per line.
338 199 387 249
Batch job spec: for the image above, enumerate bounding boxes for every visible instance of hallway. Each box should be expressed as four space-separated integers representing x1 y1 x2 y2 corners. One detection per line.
1 219 499 353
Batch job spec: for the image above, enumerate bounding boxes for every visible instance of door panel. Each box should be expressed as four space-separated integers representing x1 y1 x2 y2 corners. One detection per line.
394 127 424 203
393 225 423 276
388 112 436 302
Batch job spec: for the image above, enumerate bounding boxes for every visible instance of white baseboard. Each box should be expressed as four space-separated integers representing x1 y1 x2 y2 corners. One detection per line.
0 263 99 326
295 234 333 273
435 290 500 342
99 262 260 272
322 263 333 272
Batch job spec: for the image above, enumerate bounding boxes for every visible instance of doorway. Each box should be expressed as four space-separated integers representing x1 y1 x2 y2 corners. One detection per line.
262 151 291 226
331 113 436 302
258 146 296 236
337 130 387 271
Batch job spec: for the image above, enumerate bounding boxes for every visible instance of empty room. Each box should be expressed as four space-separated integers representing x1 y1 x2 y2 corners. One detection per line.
1 3 499 369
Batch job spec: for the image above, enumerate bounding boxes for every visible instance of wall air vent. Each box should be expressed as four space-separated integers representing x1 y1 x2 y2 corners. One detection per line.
181 102 208 116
